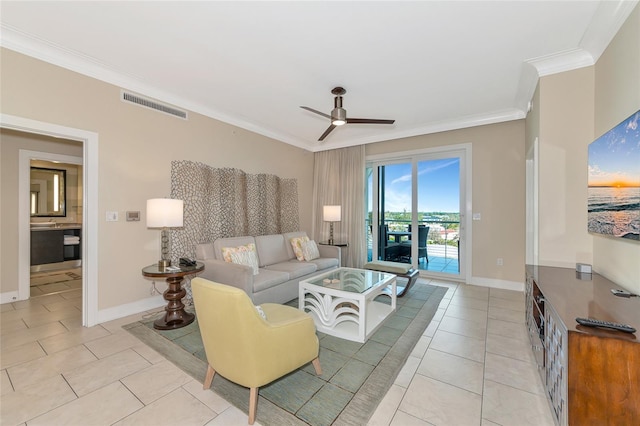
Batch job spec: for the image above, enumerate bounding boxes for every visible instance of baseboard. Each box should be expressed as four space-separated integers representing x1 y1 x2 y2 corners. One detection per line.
0 291 19 304
469 276 524 292
2 291 168 324
96 294 166 325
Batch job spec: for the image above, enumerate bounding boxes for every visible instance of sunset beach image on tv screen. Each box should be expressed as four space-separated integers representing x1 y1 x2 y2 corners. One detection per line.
588 110 640 241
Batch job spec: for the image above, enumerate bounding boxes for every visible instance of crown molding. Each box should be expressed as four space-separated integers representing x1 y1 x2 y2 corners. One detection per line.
581 0 639 62
514 1 638 114
524 0 638 78
526 48 595 78
513 62 540 119
1 24 142 91
0 24 313 152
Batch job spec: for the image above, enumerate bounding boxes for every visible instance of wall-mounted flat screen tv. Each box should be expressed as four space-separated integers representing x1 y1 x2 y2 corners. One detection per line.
588 109 639 241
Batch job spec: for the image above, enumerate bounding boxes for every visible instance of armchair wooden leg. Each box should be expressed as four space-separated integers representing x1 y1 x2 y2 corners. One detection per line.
312 357 322 375
248 387 258 425
203 364 215 389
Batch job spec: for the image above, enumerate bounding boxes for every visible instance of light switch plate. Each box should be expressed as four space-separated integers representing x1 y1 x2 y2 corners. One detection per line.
106 211 118 222
472 213 481 221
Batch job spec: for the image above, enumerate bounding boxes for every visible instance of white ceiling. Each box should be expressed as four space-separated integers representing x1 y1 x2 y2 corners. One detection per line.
1 1 637 152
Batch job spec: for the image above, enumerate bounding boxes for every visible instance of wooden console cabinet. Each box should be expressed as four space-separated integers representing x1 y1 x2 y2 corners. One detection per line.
525 265 639 425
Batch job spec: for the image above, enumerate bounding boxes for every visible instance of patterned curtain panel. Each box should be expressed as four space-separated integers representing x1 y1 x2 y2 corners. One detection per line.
169 160 299 259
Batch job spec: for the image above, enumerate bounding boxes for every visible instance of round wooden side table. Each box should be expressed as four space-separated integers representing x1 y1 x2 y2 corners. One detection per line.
141 262 204 330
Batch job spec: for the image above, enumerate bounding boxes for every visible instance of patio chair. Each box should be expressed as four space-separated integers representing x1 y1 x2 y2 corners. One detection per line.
417 225 429 263
400 225 429 263
379 224 401 261
191 277 322 424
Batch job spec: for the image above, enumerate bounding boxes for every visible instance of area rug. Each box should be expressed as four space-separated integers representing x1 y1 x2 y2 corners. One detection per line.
124 279 446 426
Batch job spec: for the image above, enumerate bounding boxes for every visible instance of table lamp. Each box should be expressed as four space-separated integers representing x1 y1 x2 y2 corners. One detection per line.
323 205 341 245
147 198 184 268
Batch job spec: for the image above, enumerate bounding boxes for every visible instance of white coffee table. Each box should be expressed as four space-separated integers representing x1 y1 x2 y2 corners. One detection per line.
299 267 396 343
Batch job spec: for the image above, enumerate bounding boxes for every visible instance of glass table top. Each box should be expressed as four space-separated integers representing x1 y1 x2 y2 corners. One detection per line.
304 267 393 294
141 262 204 276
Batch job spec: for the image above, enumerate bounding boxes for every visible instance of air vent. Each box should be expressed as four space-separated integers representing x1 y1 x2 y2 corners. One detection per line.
121 91 188 120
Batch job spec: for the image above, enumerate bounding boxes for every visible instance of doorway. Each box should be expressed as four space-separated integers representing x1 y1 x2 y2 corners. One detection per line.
1 114 99 326
28 156 83 299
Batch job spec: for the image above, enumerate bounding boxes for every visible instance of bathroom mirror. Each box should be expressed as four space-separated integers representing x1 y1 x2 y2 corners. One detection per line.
30 167 66 217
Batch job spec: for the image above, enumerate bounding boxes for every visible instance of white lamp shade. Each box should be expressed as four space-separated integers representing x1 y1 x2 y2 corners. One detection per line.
323 205 341 222
147 198 184 228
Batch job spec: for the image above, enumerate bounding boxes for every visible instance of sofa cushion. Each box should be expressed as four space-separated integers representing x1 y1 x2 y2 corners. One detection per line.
253 269 290 293
229 248 259 275
301 240 320 261
221 243 257 263
213 236 256 261
283 231 309 260
307 257 340 271
264 260 317 280
254 234 291 266
290 236 309 261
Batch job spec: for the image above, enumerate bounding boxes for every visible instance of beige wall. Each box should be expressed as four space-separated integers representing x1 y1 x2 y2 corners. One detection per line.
526 4 639 292
593 4 640 292
0 48 314 310
366 120 526 286
537 67 595 267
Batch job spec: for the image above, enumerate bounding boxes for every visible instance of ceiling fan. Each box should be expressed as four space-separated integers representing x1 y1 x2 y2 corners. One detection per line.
301 87 395 142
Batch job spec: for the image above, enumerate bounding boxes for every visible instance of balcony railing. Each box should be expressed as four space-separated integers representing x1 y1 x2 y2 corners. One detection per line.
366 218 460 273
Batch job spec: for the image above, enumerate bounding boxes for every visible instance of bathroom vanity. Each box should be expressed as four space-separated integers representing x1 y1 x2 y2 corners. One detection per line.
30 224 82 271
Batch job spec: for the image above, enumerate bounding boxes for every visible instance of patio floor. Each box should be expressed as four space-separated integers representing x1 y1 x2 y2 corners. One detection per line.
418 243 459 275
368 243 460 275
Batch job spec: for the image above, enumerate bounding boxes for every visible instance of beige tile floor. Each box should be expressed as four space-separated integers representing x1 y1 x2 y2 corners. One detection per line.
29 268 83 298
1 279 555 426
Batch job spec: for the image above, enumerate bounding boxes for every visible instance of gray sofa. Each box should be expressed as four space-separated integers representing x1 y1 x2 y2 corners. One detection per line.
195 231 340 305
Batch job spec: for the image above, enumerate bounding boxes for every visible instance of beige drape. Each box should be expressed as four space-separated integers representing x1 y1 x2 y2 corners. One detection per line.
312 146 366 267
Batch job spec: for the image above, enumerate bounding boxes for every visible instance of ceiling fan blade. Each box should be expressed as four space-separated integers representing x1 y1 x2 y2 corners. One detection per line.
318 124 337 141
346 118 395 124
300 106 331 119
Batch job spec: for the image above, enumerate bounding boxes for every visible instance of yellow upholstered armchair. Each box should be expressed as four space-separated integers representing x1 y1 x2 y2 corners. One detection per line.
191 277 322 425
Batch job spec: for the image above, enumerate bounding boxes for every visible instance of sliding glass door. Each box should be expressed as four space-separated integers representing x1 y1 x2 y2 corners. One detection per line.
416 157 460 274
367 149 465 280
367 161 413 263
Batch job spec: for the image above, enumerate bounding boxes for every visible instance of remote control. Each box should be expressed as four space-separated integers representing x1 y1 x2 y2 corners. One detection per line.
576 317 636 333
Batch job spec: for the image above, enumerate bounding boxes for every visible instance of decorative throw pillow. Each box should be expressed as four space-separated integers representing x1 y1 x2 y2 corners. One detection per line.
229 249 259 275
221 243 257 263
301 240 320 261
290 236 309 261
255 305 267 320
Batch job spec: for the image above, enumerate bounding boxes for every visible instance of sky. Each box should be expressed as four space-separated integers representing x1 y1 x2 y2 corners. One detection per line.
378 157 460 213
588 110 640 187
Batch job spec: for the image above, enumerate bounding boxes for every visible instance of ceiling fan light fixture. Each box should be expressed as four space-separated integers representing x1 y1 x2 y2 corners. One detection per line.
300 86 395 141
331 107 347 126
